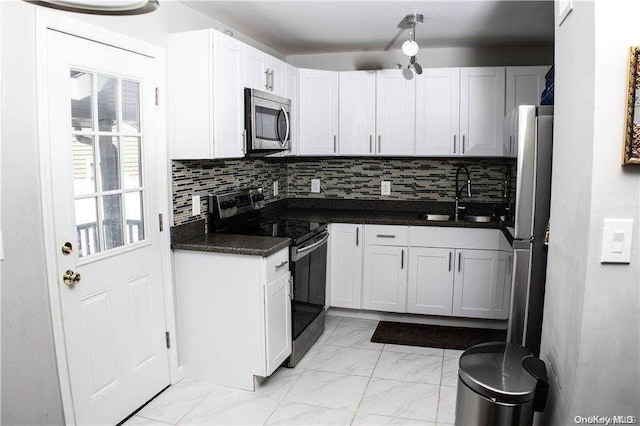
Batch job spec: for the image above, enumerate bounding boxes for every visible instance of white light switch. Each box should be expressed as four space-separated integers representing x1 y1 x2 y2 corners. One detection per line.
311 179 321 193
601 219 633 263
192 195 201 216
381 181 391 196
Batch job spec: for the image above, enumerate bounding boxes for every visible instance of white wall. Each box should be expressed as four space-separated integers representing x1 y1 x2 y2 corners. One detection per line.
287 44 554 71
538 0 640 424
0 1 280 424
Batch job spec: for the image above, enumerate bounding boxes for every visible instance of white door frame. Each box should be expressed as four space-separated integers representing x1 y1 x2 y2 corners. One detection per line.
35 10 181 425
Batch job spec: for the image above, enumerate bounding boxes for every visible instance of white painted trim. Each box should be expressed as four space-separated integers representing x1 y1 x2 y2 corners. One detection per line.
558 0 573 26
35 10 180 426
326 307 508 330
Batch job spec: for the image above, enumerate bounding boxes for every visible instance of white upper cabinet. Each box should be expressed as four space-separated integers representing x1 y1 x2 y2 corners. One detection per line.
459 67 505 157
339 71 377 156
505 66 550 113
416 68 461 156
168 29 244 159
244 44 268 92
298 68 339 156
375 70 416 156
268 56 286 97
244 45 286 97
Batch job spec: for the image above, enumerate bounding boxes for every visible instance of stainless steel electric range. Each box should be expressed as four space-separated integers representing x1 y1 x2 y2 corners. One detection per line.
207 188 328 367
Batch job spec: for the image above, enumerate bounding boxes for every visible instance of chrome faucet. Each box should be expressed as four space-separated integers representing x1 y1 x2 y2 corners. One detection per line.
454 166 472 222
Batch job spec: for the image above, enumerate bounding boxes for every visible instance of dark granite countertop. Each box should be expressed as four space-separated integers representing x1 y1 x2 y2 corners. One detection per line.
170 199 513 256
264 208 501 229
173 233 291 257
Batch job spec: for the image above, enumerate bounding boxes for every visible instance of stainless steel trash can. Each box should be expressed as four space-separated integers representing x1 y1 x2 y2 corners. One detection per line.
455 342 549 426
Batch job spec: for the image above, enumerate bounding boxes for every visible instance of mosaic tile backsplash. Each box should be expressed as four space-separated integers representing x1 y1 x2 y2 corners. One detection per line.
172 157 516 226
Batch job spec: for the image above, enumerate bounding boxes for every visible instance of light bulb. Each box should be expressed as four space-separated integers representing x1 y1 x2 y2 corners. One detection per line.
402 40 419 57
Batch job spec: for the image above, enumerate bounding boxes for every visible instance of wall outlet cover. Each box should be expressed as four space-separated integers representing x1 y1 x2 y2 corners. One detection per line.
192 195 201 216
601 218 633 263
381 181 391 196
273 181 279 196
311 179 321 193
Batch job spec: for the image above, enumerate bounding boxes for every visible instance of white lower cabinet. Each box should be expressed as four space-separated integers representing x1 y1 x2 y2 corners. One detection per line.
264 272 292 375
329 224 363 309
407 247 455 316
173 247 291 390
329 224 512 320
362 245 408 313
452 249 511 320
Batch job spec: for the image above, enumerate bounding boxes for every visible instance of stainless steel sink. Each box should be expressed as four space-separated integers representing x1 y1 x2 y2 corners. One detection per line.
417 213 454 221
463 215 493 223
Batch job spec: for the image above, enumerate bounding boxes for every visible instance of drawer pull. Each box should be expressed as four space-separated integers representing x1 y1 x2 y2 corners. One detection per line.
376 234 396 238
275 260 288 270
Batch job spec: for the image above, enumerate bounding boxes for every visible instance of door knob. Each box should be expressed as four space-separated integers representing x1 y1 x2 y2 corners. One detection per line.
63 270 81 287
61 242 73 255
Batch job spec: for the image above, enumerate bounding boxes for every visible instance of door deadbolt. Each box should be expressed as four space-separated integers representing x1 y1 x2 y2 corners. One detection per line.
61 242 73 255
63 270 81 287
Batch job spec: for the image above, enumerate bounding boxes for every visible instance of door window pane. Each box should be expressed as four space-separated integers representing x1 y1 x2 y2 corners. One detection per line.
75 197 99 258
72 135 95 196
99 136 120 191
102 194 124 250
125 192 144 244
70 71 93 131
122 137 141 189
122 80 141 132
97 75 118 132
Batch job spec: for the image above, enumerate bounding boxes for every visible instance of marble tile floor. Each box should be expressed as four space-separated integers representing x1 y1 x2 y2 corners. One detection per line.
125 315 463 426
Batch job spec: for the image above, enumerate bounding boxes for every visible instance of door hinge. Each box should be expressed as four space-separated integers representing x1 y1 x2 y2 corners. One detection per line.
165 331 171 349
159 213 164 232
155 87 159 106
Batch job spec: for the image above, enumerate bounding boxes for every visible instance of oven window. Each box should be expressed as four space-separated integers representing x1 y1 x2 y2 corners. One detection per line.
255 106 279 142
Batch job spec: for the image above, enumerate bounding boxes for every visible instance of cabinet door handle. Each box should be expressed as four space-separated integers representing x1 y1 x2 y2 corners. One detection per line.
269 69 275 90
333 135 337 153
462 135 466 154
265 68 270 90
458 252 462 272
376 234 396 238
448 251 452 271
453 135 457 154
378 135 381 153
369 135 373 153
356 227 359 246
242 129 247 155
401 250 404 269
275 260 288 270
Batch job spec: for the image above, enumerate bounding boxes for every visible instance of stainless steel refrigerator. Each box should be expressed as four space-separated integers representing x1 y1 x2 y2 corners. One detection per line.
506 105 553 356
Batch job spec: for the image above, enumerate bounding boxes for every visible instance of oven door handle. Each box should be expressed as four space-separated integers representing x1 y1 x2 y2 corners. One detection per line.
295 232 329 255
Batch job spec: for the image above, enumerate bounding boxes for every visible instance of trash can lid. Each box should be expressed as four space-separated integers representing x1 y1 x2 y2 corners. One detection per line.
458 342 538 404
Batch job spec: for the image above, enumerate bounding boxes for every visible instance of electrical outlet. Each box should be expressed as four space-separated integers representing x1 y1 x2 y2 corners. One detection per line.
311 179 321 193
273 181 279 196
381 181 391 196
192 195 201 216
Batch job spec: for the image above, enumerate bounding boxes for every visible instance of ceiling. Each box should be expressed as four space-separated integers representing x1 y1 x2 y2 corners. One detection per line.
181 1 554 55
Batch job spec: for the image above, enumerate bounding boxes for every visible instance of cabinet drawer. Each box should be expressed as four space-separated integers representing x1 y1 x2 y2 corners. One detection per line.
410 227 501 250
364 225 409 246
266 247 290 284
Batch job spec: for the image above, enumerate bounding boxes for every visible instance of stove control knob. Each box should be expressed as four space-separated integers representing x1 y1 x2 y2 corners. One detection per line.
252 194 265 202
221 200 236 209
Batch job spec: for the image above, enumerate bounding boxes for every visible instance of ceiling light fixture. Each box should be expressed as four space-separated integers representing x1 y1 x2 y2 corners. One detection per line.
402 31 419 57
26 0 159 15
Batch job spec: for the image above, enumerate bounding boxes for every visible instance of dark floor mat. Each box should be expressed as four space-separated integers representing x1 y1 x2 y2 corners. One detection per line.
371 321 507 350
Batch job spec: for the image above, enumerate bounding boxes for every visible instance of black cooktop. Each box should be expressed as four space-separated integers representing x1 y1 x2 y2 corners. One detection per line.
219 217 326 245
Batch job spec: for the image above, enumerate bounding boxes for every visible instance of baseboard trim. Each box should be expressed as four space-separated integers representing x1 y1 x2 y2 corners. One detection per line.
326 307 508 330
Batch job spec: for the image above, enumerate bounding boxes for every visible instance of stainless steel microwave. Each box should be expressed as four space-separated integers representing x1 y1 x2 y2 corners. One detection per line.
244 88 291 155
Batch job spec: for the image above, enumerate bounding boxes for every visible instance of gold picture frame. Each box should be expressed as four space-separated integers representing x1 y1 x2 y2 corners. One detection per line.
624 46 640 165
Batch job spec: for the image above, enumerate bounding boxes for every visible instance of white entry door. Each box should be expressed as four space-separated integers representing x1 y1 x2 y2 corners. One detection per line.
46 30 170 425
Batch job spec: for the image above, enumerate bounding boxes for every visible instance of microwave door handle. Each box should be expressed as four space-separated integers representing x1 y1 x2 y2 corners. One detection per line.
280 106 290 147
